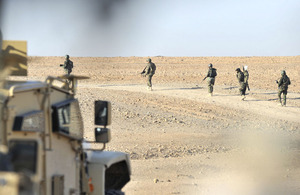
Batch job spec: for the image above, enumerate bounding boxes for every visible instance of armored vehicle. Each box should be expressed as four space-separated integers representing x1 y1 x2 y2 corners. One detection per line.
0 75 131 195
0 39 131 195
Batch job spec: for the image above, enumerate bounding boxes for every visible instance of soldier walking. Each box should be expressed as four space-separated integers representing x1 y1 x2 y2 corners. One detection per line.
243 65 250 92
141 58 156 91
203 63 217 96
235 68 246 100
276 70 291 106
61 55 73 75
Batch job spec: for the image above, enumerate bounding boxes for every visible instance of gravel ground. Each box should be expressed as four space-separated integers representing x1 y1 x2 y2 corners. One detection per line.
25 56 300 195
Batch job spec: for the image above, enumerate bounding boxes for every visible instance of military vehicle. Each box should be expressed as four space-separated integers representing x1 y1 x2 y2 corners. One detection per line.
0 38 131 194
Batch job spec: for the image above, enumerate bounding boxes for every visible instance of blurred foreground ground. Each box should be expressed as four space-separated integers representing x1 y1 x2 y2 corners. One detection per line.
24 56 300 194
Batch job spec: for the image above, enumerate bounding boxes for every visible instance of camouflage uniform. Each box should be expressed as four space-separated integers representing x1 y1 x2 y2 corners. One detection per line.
243 66 249 92
277 70 291 106
236 68 246 99
63 55 73 75
142 58 156 90
205 64 217 95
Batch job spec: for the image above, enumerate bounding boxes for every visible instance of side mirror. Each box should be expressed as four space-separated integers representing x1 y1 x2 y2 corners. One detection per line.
94 101 111 126
95 128 111 143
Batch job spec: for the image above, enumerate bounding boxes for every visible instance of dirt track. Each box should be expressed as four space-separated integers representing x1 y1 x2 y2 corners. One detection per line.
26 56 300 194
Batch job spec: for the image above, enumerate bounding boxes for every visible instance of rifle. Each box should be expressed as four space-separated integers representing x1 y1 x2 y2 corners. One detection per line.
60 64 64 67
247 83 250 91
140 66 147 76
202 76 207 81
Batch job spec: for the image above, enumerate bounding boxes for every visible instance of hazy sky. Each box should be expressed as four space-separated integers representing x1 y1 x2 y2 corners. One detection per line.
1 0 300 57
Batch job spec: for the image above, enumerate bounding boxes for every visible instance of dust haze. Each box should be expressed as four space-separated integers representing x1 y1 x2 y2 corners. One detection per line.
18 55 300 194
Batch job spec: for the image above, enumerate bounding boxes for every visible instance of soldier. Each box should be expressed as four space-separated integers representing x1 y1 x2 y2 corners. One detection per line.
203 63 217 96
141 58 156 90
235 68 246 100
276 70 291 106
60 55 73 75
243 65 250 92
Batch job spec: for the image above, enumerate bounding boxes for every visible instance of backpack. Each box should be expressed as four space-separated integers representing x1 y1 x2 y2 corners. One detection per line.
69 60 73 68
211 68 217 77
284 76 291 85
66 60 73 69
150 63 156 74
239 72 244 82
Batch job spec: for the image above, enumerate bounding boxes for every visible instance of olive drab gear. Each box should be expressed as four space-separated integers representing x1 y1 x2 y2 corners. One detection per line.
205 64 217 95
207 64 217 78
236 68 246 98
277 70 291 106
278 71 291 89
207 77 215 94
243 70 249 83
142 58 156 75
63 55 73 75
243 65 250 91
208 68 217 78
236 68 244 82
149 62 156 75
238 72 244 82
142 59 156 90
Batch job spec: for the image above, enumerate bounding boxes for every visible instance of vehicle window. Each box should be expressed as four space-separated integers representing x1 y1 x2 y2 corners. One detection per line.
9 140 37 174
52 100 83 139
57 105 71 133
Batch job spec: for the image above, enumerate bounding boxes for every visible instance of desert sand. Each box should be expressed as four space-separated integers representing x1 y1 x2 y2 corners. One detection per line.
24 56 300 194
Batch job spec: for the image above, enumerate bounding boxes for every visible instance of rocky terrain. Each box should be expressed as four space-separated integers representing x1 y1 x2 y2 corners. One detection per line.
23 56 300 194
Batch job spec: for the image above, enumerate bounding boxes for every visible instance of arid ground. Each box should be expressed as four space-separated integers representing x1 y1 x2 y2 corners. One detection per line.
24 56 300 194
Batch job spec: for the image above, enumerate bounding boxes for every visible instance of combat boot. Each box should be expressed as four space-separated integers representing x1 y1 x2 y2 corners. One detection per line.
241 95 246 101
277 99 282 106
282 101 286 107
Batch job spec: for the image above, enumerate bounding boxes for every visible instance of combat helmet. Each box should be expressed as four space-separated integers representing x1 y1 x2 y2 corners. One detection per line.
147 58 151 62
208 63 213 67
281 70 286 75
65 55 70 59
235 68 241 72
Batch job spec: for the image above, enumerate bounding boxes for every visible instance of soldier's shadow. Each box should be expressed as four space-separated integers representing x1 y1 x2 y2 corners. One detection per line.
256 92 278 95
222 86 238 90
157 87 203 91
288 97 300 100
245 98 277 102
246 97 300 102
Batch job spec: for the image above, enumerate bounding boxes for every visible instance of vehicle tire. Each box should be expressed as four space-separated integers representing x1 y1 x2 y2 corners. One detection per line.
105 189 124 195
